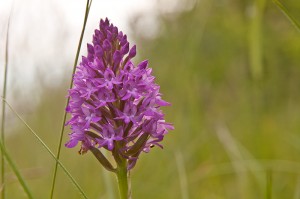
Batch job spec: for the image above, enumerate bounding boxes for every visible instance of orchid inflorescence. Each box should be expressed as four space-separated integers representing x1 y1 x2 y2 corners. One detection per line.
65 18 173 171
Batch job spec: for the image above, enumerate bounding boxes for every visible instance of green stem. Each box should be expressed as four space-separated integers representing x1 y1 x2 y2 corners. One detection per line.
0 139 33 199
249 0 266 80
273 0 300 32
116 160 131 199
49 0 92 198
1 13 10 199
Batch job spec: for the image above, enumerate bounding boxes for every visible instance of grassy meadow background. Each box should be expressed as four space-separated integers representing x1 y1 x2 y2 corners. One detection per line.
2 0 300 198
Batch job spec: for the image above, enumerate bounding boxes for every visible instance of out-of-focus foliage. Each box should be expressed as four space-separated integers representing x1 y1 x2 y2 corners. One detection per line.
3 0 300 198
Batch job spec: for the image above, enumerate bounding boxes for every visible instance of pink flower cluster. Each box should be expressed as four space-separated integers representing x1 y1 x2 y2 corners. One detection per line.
66 18 173 169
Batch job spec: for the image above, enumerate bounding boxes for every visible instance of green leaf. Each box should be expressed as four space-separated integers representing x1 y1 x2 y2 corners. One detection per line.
90 147 116 172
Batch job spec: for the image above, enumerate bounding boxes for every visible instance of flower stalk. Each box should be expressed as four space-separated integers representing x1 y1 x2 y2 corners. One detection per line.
116 159 130 199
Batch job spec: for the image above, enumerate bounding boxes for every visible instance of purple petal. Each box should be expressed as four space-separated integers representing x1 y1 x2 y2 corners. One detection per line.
65 139 79 148
128 45 136 58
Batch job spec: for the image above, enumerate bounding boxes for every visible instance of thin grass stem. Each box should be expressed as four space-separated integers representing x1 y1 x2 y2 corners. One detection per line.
216 124 265 198
1 13 11 199
249 0 266 80
175 151 189 199
50 0 93 198
0 139 34 199
1 98 89 199
273 0 300 32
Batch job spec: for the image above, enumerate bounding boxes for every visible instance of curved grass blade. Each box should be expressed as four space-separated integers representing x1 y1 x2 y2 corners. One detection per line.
50 0 93 198
1 22 32 197
273 0 300 32
0 140 34 199
1 98 89 199
216 125 264 196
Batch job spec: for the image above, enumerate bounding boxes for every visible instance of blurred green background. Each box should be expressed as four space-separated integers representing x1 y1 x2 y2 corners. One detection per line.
3 0 300 198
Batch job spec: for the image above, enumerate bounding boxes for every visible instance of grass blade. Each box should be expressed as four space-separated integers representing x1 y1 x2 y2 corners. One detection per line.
0 140 34 199
50 0 93 198
0 13 33 198
249 0 266 80
216 125 265 197
273 0 300 32
1 98 89 199
175 151 189 199
1 12 11 199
